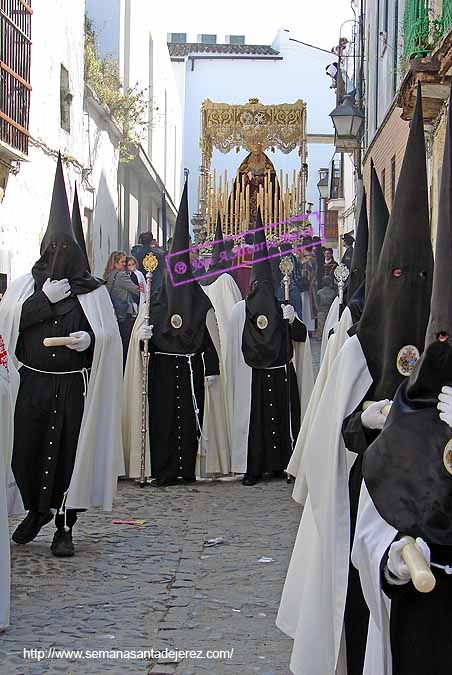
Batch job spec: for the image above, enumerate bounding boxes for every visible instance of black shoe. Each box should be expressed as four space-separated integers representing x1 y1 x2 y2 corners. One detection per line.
242 475 258 486
51 529 75 557
12 511 54 545
273 470 286 480
181 476 196 484
262 472 273 482
150 478 179 487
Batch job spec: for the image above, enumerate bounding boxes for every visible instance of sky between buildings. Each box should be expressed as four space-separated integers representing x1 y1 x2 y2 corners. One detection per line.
156 0 358 51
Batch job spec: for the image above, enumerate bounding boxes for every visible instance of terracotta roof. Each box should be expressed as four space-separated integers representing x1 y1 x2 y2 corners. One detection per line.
167 43 279 57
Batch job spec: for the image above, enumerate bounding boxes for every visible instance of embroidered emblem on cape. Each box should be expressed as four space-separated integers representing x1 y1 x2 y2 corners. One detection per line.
443 439 452 476
0 335 9 373
143 252 159 273
171 314 183 329
396 345 420 376
257 315 268 330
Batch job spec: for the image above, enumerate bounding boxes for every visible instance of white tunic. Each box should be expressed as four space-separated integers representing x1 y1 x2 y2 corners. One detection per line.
0 337 19 631
288 304 354 504
277 334 372 675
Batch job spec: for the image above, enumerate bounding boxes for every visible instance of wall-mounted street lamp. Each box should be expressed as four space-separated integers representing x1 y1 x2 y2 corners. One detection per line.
330 94 365 153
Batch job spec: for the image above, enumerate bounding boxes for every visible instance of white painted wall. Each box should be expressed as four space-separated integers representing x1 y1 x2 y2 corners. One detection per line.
173 28 337 222
81 90 121 278
86 0 183 248
0 0 86 281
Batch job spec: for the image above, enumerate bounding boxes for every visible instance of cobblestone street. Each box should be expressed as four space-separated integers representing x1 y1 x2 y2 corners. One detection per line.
2 478 302 675
0 339 320 675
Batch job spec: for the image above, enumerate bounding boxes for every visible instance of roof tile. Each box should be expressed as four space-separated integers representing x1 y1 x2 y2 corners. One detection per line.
167 43 279 57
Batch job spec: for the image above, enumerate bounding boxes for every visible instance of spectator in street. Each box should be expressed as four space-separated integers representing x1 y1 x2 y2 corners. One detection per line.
317 276 338 336
131 232 164 297
298 238 318 334
127 256 146 309
341 232 355 270
312 236 325 287
324 247 338 282
104 251 140 370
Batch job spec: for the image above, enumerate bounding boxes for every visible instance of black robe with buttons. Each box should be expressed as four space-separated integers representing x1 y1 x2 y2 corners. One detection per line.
147 326 220 483
246 318 305 479
13 291 94 513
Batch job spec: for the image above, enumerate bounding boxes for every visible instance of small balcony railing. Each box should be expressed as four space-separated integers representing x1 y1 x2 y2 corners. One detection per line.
403 0 452 60
442 0 452 33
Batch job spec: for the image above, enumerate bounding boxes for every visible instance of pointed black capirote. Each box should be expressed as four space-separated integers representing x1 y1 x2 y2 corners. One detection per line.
426 84 452 345
72 183 91 272
366 160 389 298
211 213 228 268
200 214 233 286
346 187 368 303
31 153 101 296
150 177 212 354
40 152 74 254
362 84 452 546
357 82 433 401
250 208 273 285
242 207 291 368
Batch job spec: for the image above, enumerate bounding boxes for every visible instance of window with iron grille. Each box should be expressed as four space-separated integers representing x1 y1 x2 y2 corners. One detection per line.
0 0 32 156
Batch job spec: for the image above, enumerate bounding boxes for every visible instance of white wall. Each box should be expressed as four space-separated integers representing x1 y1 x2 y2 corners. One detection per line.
82 91 121 278
0 0 86 281
119 0 183 206
173 29 337 222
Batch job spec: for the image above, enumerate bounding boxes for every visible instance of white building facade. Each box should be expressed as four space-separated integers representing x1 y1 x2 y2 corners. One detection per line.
0 0 125 281
86 0 183 249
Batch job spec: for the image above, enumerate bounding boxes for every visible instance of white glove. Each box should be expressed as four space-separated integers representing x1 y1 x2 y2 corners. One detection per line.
42 278 71 304
361 399 391 430
205 375 218 385
66 331 91 352
282 304 296 324
438 385 452 427
138 324 154 342
386 537 431 585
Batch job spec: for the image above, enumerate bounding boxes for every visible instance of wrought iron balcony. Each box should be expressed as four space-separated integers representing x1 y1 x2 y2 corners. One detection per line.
403 0 443 59
0 0 32 158
443 0 452 34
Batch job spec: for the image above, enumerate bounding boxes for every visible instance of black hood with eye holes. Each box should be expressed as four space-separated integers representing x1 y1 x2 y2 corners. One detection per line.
31 153 102 300
361 83 452 546
357 84 433 400
242 209 287 368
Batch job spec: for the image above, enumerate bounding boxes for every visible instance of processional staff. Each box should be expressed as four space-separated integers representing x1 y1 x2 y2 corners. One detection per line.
334 262 350 309
138 252 159 488
279 255 294 483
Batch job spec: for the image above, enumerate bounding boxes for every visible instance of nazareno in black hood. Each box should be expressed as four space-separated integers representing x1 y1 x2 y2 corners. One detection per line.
150 179 212 354
31 153 101 302
363 84 452 545
356 84 433 402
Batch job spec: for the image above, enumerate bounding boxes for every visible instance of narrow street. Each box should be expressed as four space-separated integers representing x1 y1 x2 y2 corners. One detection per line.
4 479 302 675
